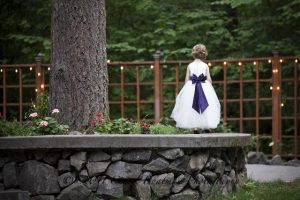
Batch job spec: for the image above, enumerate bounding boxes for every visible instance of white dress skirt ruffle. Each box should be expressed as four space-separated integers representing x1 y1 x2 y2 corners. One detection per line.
171 59 221 129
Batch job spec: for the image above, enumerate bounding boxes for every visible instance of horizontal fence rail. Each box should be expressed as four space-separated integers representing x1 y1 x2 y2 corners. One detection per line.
0 52 299 158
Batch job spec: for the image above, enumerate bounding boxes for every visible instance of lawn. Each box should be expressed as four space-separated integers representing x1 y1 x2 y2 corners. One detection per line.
207 178 300 200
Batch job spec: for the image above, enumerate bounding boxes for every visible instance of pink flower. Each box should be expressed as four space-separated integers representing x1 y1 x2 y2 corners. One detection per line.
90 120 97 127
23 120 33 126
51 109 60 114
29 112 38 118
40 120 48 127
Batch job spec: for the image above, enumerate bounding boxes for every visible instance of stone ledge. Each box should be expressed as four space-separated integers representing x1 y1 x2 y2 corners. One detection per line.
0 133 250 150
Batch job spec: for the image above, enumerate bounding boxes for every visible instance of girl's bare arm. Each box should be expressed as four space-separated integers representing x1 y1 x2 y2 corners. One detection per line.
185 66 190 83
206 65 212 83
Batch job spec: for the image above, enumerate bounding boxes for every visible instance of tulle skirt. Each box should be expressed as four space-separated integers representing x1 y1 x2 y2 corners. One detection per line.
171 81 221 129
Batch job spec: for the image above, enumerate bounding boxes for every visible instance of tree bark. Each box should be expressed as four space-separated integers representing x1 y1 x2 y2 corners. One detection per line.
50 0 108 130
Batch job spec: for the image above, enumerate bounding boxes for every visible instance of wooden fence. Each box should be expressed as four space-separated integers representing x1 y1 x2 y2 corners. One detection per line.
0 52 299 158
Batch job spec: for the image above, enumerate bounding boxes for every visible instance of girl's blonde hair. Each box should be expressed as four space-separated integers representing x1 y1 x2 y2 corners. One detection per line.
192 44 208 60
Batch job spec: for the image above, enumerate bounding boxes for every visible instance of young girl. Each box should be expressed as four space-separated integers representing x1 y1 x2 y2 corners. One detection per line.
171 44 220 133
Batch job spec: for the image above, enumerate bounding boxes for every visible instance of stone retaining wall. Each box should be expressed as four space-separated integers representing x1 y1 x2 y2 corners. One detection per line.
0 134 250 200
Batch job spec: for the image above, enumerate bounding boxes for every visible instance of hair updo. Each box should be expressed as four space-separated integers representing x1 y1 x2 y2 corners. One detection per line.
192 44 208 60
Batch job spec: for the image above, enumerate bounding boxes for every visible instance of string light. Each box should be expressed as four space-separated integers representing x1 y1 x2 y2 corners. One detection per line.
41 84 44 89
107 59 111 63
272 69 278 73
268 59 272 63
208 62 212 67
0 69 2 73
120 66 124 70
33 104 36 108
276 86 280 90
238 62 242 66
253 61 257 65
30 67 33 71
270 86 273 90
15 69 18 73
223 61 227 65
38 72 41 77
280 59 283 63
48 67 51 71
295 59 298 63
150 65 154 69
35 89 38 92
281 103 284 107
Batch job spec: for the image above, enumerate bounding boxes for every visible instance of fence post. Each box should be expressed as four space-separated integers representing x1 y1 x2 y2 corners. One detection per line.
271 50 282 155
35 53 44 97
153 51 161 123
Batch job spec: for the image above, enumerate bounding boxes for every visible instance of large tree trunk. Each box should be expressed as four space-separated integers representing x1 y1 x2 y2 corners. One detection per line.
50 0 108 130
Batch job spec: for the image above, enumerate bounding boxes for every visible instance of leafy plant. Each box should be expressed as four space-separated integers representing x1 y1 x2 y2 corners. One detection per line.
214 118 233 133
94 113 139 134
0 120 33 137
140 122 150 134
25 108 69 135
149 123 179 134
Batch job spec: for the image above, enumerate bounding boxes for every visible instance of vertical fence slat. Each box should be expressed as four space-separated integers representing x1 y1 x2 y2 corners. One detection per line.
19 68 23 122
272 51 281 155
153 51 161 122
256 61 260 151
136 66 140 121
175 65 179 95
3 68 6 120
160 62 163 118
120 66 124 118
239 63 243 133
35 58 43 97
223 63 227 123
294 61 298 158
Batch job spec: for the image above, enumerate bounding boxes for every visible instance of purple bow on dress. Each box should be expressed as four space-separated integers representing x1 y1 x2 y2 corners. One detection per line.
190 73 209 113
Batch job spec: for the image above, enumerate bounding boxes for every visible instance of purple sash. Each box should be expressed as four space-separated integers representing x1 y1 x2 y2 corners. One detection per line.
190 73 209 113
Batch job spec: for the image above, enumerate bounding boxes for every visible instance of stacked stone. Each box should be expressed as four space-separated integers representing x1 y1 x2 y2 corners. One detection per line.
0 147 247 200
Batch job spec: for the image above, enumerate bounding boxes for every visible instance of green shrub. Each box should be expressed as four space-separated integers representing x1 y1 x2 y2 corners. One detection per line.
149 123 179 134
24 108 69 135
95 116 139 134
30 116 69 135
0 120 33 137
214 118 232 133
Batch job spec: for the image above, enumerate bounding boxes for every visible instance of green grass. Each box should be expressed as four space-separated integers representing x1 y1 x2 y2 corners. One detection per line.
206 178 300 200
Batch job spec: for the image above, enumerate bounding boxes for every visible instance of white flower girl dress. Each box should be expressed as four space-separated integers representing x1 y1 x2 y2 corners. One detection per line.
171 59 220 129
